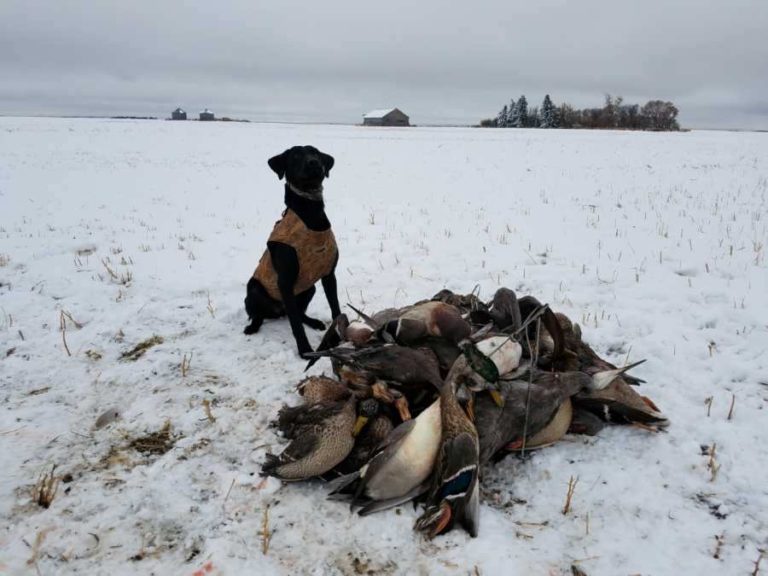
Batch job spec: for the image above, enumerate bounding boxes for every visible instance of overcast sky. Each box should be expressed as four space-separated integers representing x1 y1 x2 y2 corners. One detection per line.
1 0 767 129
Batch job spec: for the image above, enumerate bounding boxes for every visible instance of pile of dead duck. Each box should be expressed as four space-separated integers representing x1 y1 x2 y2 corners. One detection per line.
260 287 669 538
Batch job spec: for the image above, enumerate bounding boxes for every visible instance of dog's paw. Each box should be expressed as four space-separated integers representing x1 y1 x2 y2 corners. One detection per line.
243 323 261 335
303 317 326 331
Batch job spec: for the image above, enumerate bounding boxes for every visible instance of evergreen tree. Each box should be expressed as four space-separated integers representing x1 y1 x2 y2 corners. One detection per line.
496 105 508 128
514 95 528 128
540 94 557 128
508 101 519 128
527 106 540 128
506 99 516 128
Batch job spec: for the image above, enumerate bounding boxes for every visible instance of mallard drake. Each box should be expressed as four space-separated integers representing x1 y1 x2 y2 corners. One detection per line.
574 371 669 427
306 344 443 391
378 301 471 346
453 335 524 408
262 396 378 481
473 369 596 464
327 399 442 515
415 360 480 538
418 336 462 376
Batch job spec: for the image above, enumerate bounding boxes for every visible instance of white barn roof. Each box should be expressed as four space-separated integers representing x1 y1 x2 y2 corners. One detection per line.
363 108 397 119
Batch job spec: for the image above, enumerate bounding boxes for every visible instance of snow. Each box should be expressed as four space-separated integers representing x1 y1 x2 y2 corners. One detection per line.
363 108 396 119
1 117 767 575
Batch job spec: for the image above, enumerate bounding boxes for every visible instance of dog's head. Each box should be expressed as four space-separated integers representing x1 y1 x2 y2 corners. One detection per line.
268 146 334 191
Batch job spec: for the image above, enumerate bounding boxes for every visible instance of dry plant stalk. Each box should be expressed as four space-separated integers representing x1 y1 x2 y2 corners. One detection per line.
705 396 713 417
181 352 192 377
101 257 132 285
753 550 764 576
60 311 71 356
562 475 579 515
260 504 272 555
59 310 83 357
727 394 736 420
61 310 83 328
707 443 721 482
33 465 59 508
206 292 216 318
101 258 119 280
26 527 54 575
202 399 216 423
223 478 236 506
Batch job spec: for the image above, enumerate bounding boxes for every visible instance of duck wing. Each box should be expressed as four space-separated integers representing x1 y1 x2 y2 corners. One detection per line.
304 314 350 371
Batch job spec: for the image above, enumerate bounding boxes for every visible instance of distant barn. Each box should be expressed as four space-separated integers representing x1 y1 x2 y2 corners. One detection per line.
199 109 215 121
363 108 410 127
171 108 187 120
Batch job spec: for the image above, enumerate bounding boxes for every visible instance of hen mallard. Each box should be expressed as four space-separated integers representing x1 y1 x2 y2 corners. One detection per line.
332 410 396 476
262 396 378 481
296 375 351 404
467 287 522 332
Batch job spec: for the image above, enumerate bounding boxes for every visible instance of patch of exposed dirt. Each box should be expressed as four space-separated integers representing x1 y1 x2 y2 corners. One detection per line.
120 335 164 361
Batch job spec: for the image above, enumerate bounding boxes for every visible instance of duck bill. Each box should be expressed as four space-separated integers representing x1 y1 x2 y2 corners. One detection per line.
352 415 369 437
394 397 412 421
489 389 505 408
461 395 475 422
371 381 396 403
432 501 453 538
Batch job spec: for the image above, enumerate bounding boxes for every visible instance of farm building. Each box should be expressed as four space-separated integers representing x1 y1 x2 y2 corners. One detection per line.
171 108 187 120
363 108 410 127
199 109 215 121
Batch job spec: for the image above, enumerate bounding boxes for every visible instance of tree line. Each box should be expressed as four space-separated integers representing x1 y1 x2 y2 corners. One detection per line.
481 94 680 131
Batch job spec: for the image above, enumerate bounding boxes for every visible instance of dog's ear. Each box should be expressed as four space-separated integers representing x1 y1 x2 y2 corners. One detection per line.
320 152 335 178
268 152 287 180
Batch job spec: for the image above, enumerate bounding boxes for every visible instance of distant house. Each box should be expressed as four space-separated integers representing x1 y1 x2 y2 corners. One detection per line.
171 107 187 120
199 109 215 121
363 108 410 127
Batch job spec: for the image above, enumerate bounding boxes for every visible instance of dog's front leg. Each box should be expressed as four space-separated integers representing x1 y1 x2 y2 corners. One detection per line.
321 268 342 319
278 280 313 358
269 241 312 358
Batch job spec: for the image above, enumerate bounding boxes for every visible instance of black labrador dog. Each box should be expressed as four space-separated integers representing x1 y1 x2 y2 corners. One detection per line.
244 146 341 358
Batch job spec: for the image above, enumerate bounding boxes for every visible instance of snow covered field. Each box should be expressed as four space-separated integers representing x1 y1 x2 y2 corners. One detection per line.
1 117 767 575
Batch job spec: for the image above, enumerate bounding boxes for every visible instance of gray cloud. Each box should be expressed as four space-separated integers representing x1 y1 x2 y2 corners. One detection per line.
1 0 767 128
